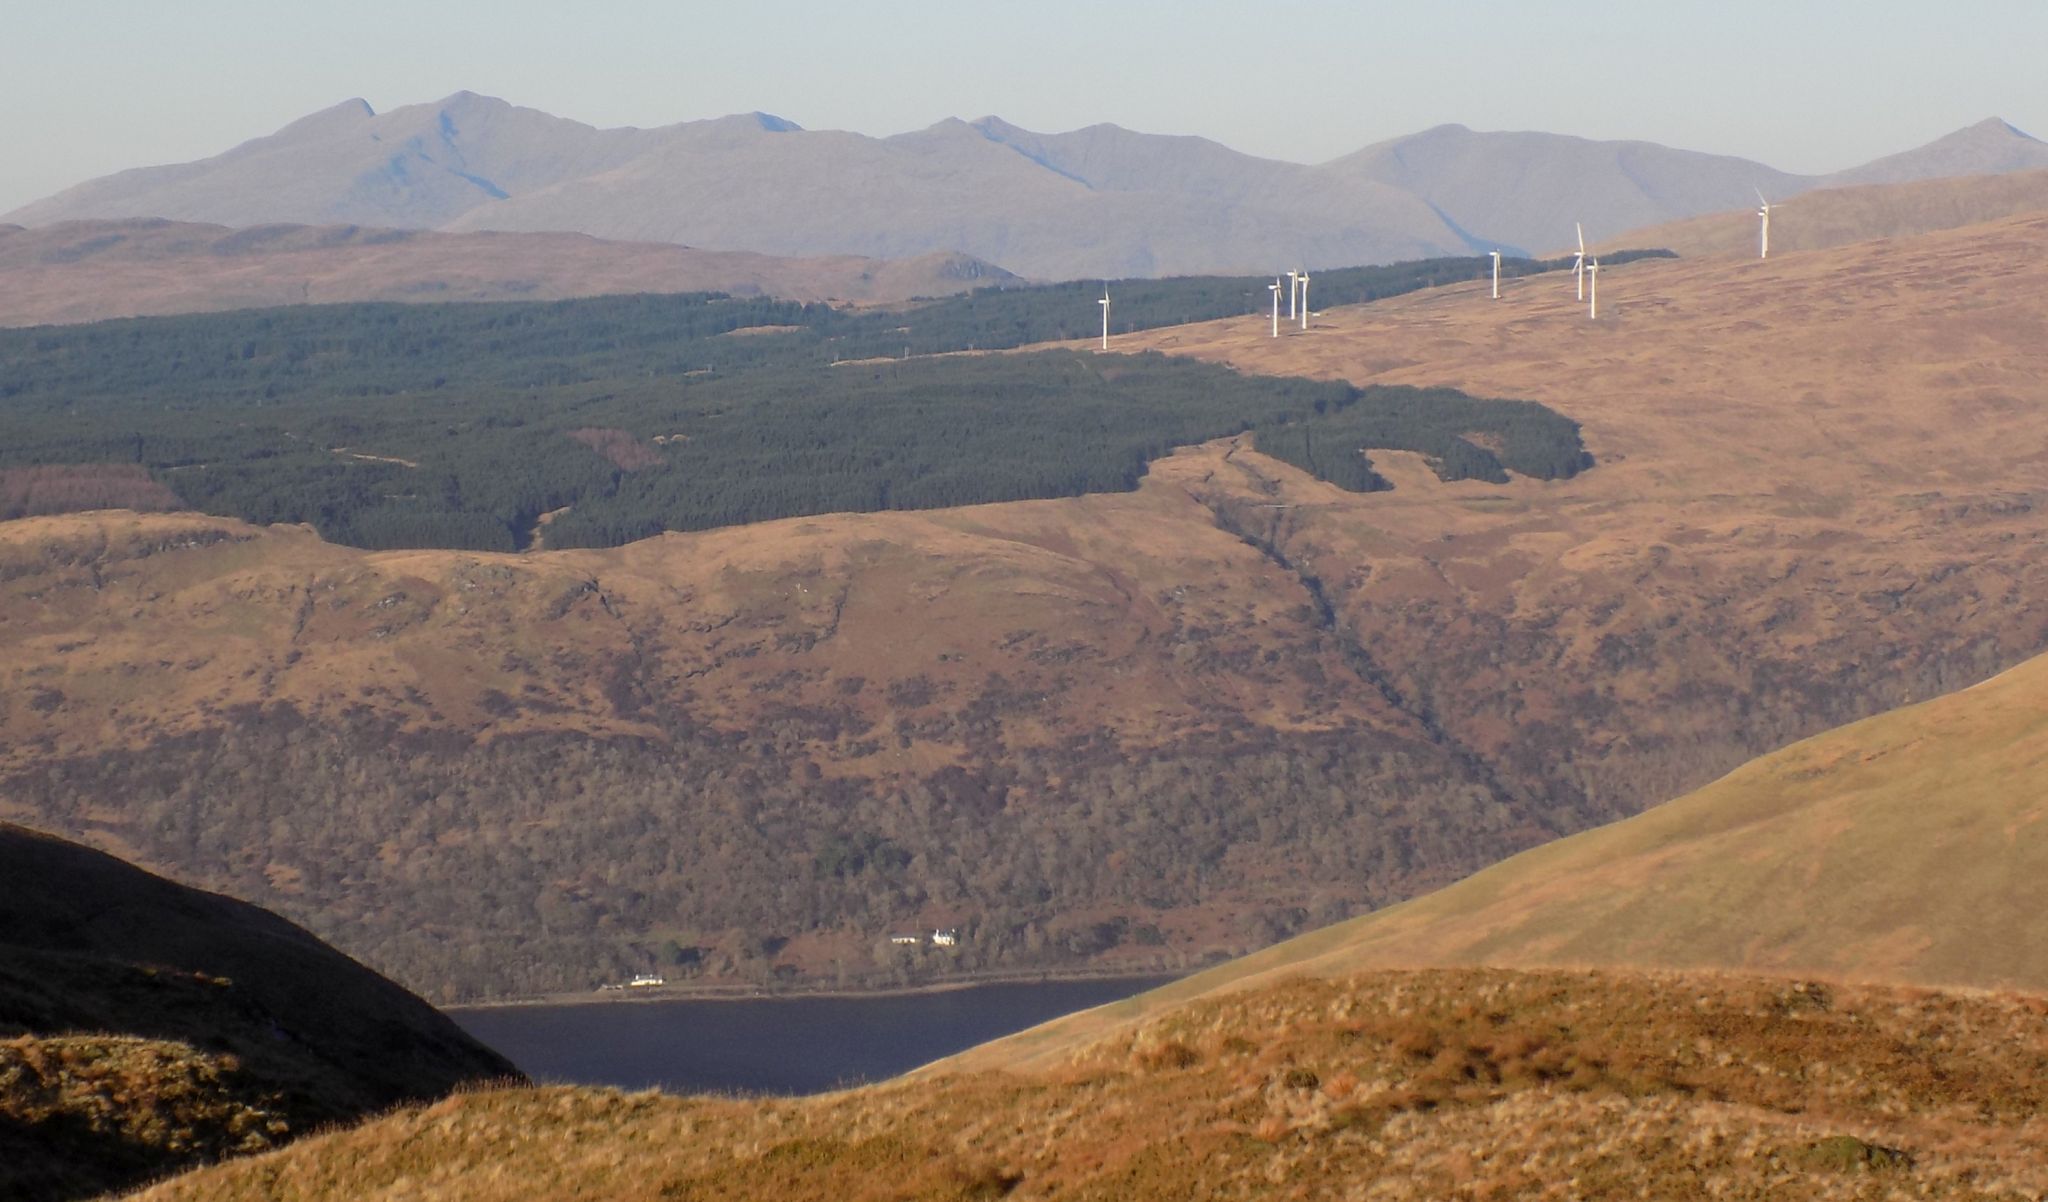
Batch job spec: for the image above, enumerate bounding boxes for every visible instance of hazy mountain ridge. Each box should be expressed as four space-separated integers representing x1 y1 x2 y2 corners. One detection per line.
13 92 2046 278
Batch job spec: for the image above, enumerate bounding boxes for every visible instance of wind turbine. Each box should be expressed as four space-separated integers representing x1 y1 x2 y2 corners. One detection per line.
1587 258 1600 319
1298 270 1311 329
1268 279 1281 337
1286 269 1300 320
1572 223 1588 301
1098 286 1110 351
1489 250 1501 299
1755 190 1775 259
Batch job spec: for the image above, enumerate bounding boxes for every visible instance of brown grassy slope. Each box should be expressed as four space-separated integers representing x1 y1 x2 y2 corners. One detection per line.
1605 168 2048 258
5 214 2048 999
0 496 1406 775
2 1034 295 1202
1112 210 2048 800
949 645 2048 1074
0 219 1012 327
0 823 519 1200
135 969 2048 1202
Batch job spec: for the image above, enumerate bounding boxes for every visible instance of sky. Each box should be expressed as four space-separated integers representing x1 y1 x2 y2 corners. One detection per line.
5 0 2046 214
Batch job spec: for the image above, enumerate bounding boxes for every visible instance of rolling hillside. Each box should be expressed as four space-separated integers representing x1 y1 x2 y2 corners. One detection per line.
3 214 2045 1003
0 219 1014 327
128 968 2048 1201
1605 167 2048 259
10 92 2046 277
0 823 517 1201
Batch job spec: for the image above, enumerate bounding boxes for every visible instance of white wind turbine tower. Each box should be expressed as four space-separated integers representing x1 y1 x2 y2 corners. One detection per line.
1269 279 1281 337
1755 190 1775 259
1489 250 1502 299
1098 286 1111 351
1587 257 1600 319
1286 269 1300 320
1572 223 1588 300
1298 270 1312 329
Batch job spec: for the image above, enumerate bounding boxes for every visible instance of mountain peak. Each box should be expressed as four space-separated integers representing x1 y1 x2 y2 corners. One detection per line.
431 90 513 115
970 114 1024 135
1970 116 2039 141
691 111 802 136
1831 116 2048 186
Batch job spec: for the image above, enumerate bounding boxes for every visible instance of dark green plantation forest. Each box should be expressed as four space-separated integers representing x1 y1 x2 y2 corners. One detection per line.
0 251 1635 549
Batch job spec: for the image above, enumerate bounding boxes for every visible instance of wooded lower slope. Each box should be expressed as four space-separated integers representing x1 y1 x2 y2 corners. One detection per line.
949 641 2048 1074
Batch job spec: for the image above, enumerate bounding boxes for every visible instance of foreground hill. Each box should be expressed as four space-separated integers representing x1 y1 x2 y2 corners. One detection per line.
0 219 1014 327
10 91 2046 276
950 643 2048 1073
3 215 2045 1003
0 823 518 1202
132 968 2048 1201
1606 167 2048 259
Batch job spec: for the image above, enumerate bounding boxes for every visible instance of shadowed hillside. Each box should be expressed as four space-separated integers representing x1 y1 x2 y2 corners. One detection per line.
0 823 518 1202
130 969 2048 1201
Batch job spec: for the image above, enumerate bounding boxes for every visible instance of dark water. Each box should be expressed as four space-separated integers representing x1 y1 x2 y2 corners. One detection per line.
450 975 1175 1095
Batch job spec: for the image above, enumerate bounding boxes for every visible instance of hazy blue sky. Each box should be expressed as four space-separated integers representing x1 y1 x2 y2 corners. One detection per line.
6 0 2045 213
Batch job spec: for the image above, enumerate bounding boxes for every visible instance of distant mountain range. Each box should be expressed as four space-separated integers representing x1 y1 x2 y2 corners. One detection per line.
10 93 2048 279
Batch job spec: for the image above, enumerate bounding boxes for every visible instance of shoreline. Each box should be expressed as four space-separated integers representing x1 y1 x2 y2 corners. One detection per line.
444 967 1187 1013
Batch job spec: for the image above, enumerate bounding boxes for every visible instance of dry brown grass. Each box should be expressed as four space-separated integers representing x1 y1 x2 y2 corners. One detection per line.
133 968 2048 1201
0 220 1006 327
0 1034 290 1201
1608 168 2048 259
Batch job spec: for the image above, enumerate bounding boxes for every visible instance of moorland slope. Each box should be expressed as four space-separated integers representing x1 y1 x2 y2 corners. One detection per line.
132 968 2048 1201
4 215 2045 1002
0 219 1015 327
0 823 517 1201
1605 167 2048 259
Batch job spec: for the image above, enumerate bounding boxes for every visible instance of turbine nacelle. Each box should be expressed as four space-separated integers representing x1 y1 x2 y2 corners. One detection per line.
1572 222 1588 300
